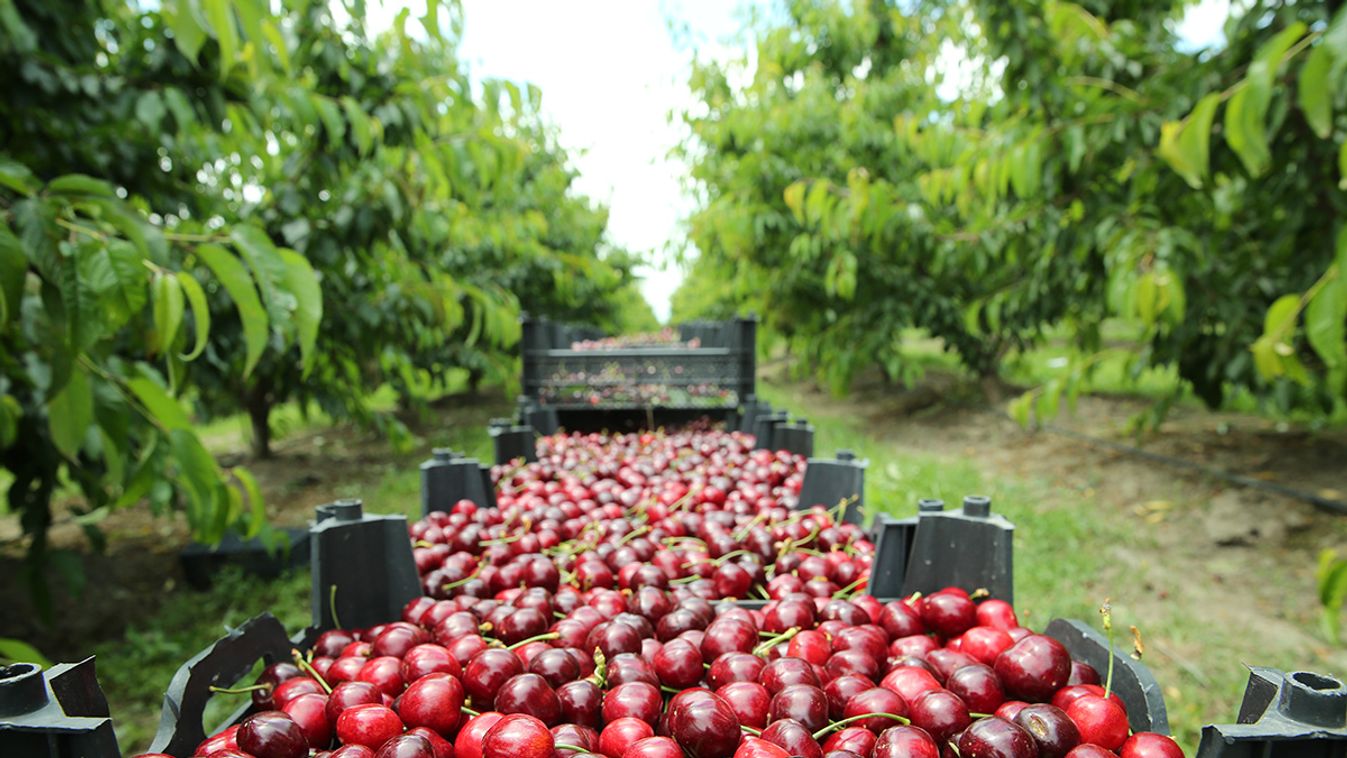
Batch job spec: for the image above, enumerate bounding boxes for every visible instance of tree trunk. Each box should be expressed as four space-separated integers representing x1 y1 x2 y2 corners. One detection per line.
247 387 273 459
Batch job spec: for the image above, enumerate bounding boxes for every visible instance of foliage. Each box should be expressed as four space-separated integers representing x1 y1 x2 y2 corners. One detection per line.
0 0 643 614
1320 547 1347 643
676 0 1347 421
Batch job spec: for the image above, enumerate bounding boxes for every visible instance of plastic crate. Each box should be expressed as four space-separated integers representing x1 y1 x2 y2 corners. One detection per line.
0 658 119 757
178 528 309 591
1196 668 1347 755
520 316 756 415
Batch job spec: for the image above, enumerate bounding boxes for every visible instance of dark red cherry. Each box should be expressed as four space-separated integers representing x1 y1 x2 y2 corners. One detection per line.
398 672 465 737
956 716 1037 758
495 673 562 725
759 718 822 758
237 710 308 758
1013 704 1080 758
993 635 1071 703
871 725 940 758
716 681 771 729
482 713 555 758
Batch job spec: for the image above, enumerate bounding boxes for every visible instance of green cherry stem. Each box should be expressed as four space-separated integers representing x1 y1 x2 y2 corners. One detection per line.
812 712 911 739
507 631 561 650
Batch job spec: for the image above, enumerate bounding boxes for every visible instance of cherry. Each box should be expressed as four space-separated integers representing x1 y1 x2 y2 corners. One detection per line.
375 733 435 758
961 627 1015 666
603 681 664 726
759 719 822 758
786 630 831 666
975 599 1018 630
609 653 659 687
559 679 604 728
717 681 771 729
823 650 880 683
373 622 431 658
1067 661 1100 686
336 704 404 750
237 711 308 758
956 716 1038 758
496 673 562 725
1065 694 1129 751
1063 746 1118 758
464 649 525 707
455 712 504 758
879 666 941 706
667 690 743 758
1013 703 1080 758
654 638 705 689
273 677 324 709
282 692 332 750
945 663 1006 713
330 746 377 758
920 593 977 638
994 700 1031 722
823 675 873 721
316 630 359 659
821 727 876 757
880 602 925 639
406 727 455 758
398 672 465 736
356 656 406 698
194 724 241 756
600 717 656 758
482 713 555 758
760 657 821 694
327 681 384 725
871 724 940 758
768 683 829 732
734 736 790 758
841 687 908 733
889 635 939 659
1052 684 1125 713
907 689 971 743
253 663 304 710
993 635 1071 703
707 652 766 689
402 644 462 682
1120 732 1185 758
623 736 685 758
700 618 758 660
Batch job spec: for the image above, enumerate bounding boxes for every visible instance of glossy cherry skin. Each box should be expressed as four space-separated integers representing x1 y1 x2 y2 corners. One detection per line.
495 673 562 725
824 675 874 721
1008 704 1080 758
327 681 384 725
654 638 704 689
700 618 759 661
707 652 766 689
600 717 655 758
734 736 790 758
961 627 1015 666
482 713 555 758
464 649 525 708
623 736 685 758
993 635 1071 703
398 673 465 736
454 711 504 758
879 666 942 706
717 681 771 729
407 726 455 758
253 663 304 710
871 724 940 758
356 657 407 698
668 691 743 758
880 602 925 639
401 644 462 682
552 723 599 757
920 593 978 638
909 689 972 743
1065 695 1129 751
786 630 831 666
237 711 308 758
1063 746 1118 758
281 692 332 750
531 648 582 688
1067 661 1101 686
336 704 405 751
193 724 240 756
1120 732 1185 758
559 679 604 728
603 681 663 726
330 745 377 758
841 687 908 733
820 727 875 758
375 733 435 758
273 677 324 709
768 684 829 732
957 716 1038 758
945 663 1006 714
760 657 821 695
759 719 822 758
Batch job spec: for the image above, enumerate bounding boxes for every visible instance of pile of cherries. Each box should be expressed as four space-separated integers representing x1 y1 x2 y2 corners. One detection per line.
409 431 873 605
568 329 699 350
147 585 1184 758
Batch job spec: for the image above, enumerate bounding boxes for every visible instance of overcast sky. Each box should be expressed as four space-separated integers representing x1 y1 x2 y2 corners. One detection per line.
377 0 1232 323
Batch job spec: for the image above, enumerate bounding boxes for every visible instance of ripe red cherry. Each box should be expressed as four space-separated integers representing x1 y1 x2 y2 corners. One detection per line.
237 710 308 758
1064 746 1118 758
559 679 604 728
654 638 704 689
976 599 1018 630
920 592 977 638
1120 732 1185 757
879 666 941 705
707 652 766 689
821 727 875 757
962 627 1015 666
455 712 504 758
946 663 1006 713
496 673 562 725
281 692 332 750
336 704 405 750
870 724 940 758
840 687 908 733
768 684 829 732
375 733 435 758
623 735 685 758
760 657 821 695
994 635 1071 702
401 644 462 682
399 672 465 736
668 690 743 758
356 656 406 697
464 648 525 707
331 746 378 758
327 681 383 725
785 630 831 666
273 677 324 709
407 726 455 758
1014 703 1081 758
193 724 240 756
600 717 655 758
717 681 772 729
759 719 821 758
957 716 1038 758
907 689 971 743
734 736 790 758
1066 695 1130 750
482 713 555 758
603 681 663 726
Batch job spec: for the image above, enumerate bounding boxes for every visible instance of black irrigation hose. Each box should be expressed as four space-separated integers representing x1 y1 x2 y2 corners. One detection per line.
990 410 1347 516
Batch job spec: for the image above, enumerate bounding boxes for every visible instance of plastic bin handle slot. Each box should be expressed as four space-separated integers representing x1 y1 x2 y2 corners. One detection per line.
148 613 294 757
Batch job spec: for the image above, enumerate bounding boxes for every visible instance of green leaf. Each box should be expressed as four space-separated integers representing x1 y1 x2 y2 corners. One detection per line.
0 394 20 449
1319 551 1347 642
127 373 191 431
0 0 37 53
1299 43 1333 139
176 271 210 360
315 96 346 145
261 21 290 74
1008 392 1033 428
1306 275 1346 393
1264 293 1301 339
135 91 167 132
48 364 92 459
47 174 116 198
152 272 185 357
341 97 373 155
1225 23 1306 177
233 466 265 538
0 220 25 328
164 0 207 62
169 429 226 543
196 243 269 377
1157 93 1220 189
783 181 806 224
0 158 39 196
202 0 238 79
0 637 52 668
1340 140 1347 190
276 248 322 375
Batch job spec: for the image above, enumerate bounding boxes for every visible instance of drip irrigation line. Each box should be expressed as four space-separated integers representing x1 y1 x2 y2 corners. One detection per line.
984 408 1347 517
